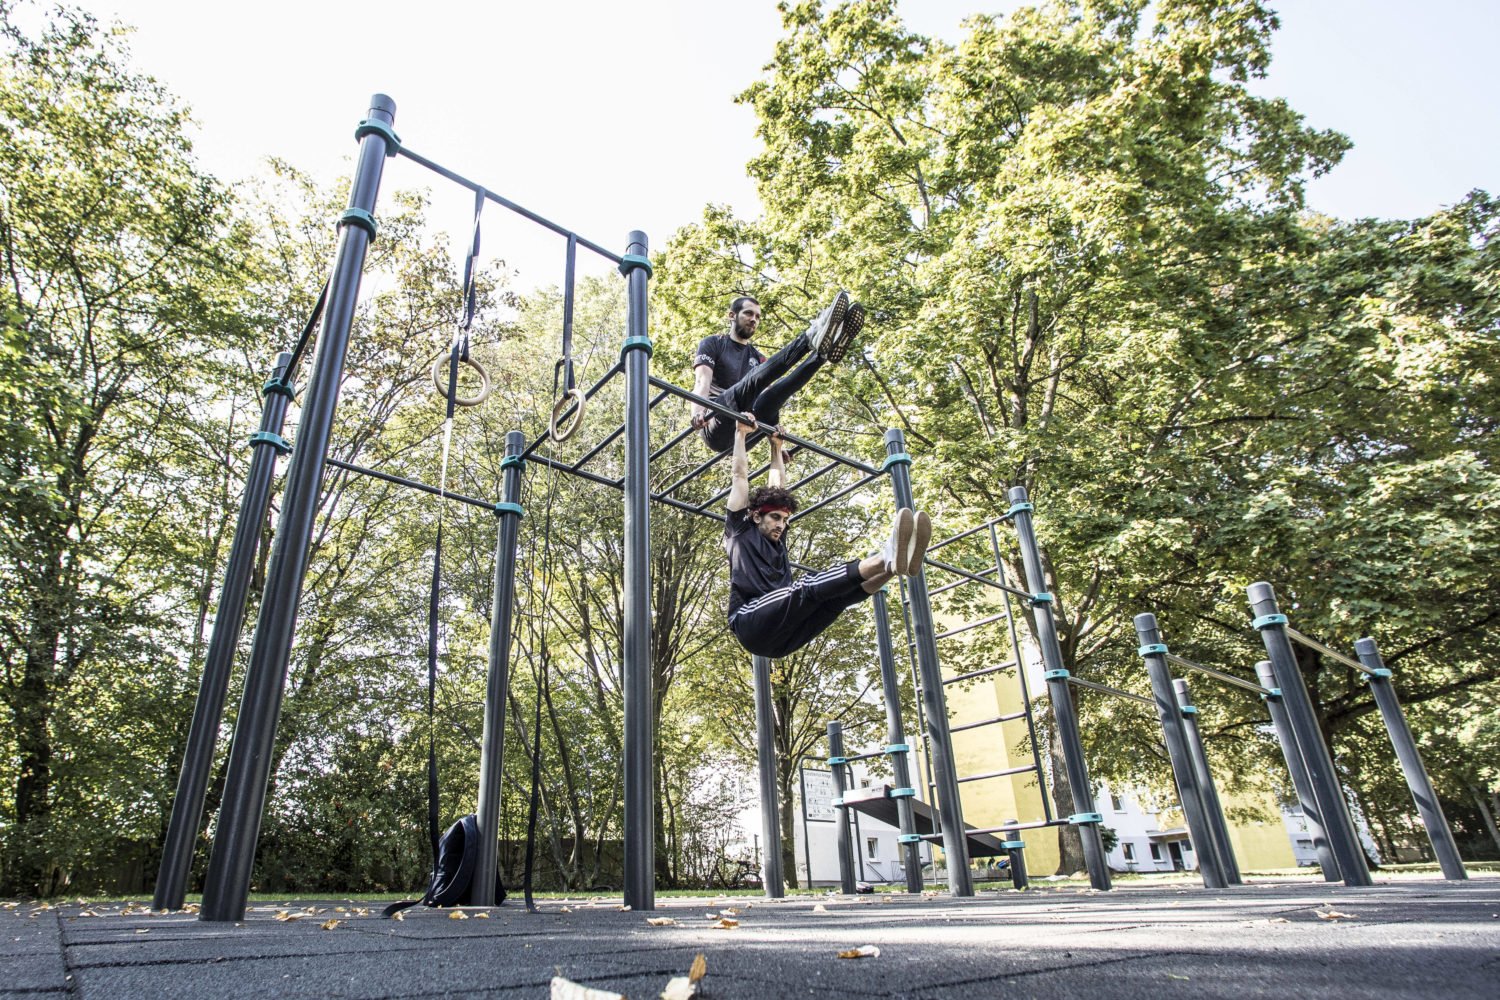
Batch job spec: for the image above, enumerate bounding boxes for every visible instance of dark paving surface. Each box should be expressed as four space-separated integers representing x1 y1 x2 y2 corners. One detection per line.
3 877 1498 998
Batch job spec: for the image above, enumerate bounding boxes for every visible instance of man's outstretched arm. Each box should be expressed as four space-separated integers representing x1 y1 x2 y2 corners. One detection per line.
727 412 754 512
690 364 714 428
767 430 786 490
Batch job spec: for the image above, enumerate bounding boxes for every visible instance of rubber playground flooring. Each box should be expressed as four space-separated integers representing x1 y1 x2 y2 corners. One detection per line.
4 876 1497 998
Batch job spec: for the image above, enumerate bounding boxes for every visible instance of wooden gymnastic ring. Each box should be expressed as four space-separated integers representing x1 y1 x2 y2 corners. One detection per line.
431 354 493 407
549 388 587 442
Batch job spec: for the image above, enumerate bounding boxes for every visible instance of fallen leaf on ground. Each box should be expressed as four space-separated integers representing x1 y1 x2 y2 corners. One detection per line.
837 945 880 960
550 976 625 1000
688 954 706 982
1316 909 1357 920
392 910 406 922
646 916 677 926
449 910 469 920
320 919 340 930
475 911 490 919
812 904 829 913
712 917 738 929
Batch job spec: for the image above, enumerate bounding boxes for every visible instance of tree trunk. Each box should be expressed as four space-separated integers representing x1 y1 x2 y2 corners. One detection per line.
1469 783 1500 854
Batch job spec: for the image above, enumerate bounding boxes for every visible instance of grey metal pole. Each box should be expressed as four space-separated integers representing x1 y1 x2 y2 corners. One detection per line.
1354 638 1467 881
1172 679 1242 885
1248 582 1372 887
1133 614 1228 890
1255 660 1340 881
828 723 856 894
884 429 972 896
201 96 397 922
471 431 525 905
154 352 293 911
871 589 923 893
1002 822 1029 890
620 232 655 911
1010 487 1111 891
751 654 786 898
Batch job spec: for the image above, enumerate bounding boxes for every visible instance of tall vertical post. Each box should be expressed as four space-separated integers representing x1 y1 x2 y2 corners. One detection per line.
1354 638 1467 881
471 431 525 904
1248 582 1372 887
828 723 857 894
885 429 972 896
1011 487 1111 891
751 655 786 897
619 232 655 911
872 590 923 893
1172 679 1242 885
1133 614 1227 889
1255 660 1340 881
154 352 294 910
201 96 397 922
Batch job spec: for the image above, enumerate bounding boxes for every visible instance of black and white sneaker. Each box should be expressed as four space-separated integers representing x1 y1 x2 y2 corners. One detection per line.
823 301 866 363
804 290 850 358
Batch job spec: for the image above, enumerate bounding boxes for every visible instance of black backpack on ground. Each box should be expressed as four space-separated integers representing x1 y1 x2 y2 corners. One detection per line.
382 814 507 917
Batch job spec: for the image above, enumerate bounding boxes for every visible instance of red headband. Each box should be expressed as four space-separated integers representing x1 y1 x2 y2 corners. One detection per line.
754 503 792 515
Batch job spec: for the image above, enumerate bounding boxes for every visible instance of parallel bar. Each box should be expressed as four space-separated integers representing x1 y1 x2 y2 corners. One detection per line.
697 450 814 509
521 363 625 460
933 612 1009 642
957 763 1042 784
395 145 623 263
918 817 1068 840
325 458 496 511
925 519 999 554
1165 652 1273 696
828 723 857 894
992 521 1052 825
1286 627 1377 676
573 423 626 470
872 590 924 893
950 710 1029 734
1256 659 1340 881
525 453 728 523
1173 678 1242 885
1066 676 1155 706
941 662 1018 686
649 376 880 475
648 424 697 463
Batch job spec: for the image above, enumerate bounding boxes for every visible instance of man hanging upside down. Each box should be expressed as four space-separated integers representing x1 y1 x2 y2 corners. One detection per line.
723 415 931 659
690 290 866 453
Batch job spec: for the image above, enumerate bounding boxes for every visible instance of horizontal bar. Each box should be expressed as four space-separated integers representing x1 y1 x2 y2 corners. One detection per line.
647 376 880 475
922 556 1036 602
925 518 1001 555
325 458 496 512
1285 627 1377 676
950 709 1029 734
573 423 625 471
1066 676 1155 706
696 447 815 509
521 363 625 460
1163 652 1274 695
648 424 697 464
927 566 997 598
789 468 886 524
957 763 1042 784
396 145 623 263
525 453 728 523
941 661 1019 686
942 818 1069 839
934 612 1009 641
839 750 887 764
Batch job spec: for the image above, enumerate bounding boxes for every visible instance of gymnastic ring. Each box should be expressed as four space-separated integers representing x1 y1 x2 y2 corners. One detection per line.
431 354 493 407
549 388 587 443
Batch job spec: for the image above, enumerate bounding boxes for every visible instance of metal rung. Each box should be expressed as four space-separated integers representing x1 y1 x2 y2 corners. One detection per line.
941 661 1019 687
934 612 1009 641
950 709 1029 734
928 567 997 597
957 763 1040 784
964 818 1069 836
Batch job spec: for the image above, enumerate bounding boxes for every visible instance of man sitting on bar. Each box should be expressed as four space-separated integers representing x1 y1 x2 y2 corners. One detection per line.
689 291 865 454
723 415 930 659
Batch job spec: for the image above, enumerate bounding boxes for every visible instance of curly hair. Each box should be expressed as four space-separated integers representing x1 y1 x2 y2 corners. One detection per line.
748 485 798 514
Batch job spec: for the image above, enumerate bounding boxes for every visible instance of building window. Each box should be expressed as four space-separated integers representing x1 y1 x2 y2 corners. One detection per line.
866 838 879 860
1110 792 1125 812
1149 843 1162 861
1182 840 1193 853
1121 843 1135 861
1295 839 1314 851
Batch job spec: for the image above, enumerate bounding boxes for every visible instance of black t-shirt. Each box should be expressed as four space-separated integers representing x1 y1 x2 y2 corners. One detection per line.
695 334 766 397
723 506 792 617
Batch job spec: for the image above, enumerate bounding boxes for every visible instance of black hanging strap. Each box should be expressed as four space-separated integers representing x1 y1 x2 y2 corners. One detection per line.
281 279 330 381
426 525 444 865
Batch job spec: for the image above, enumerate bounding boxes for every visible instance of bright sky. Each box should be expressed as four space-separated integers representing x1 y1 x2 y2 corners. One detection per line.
87 0 1499 289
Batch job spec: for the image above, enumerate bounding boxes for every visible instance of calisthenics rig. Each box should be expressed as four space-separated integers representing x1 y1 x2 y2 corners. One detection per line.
155 95 1114 921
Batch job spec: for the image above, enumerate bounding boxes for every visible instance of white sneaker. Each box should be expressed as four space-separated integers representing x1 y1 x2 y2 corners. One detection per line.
883 508 915 575
906 511 932 576
805 290 850 358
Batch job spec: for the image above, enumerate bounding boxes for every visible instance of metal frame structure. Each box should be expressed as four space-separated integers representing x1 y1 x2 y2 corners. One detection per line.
159 94 1123 919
